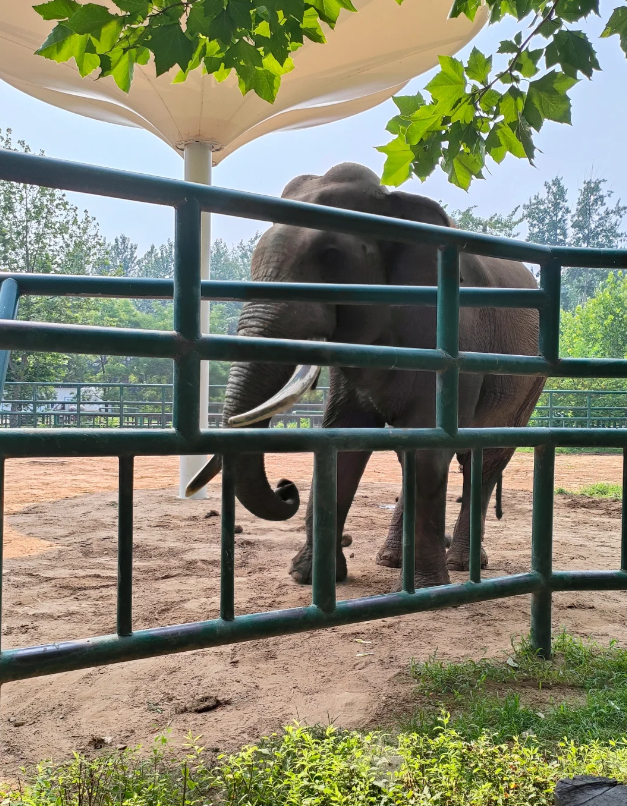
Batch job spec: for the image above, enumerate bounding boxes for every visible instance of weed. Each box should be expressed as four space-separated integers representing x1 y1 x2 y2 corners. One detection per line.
555 482 622 499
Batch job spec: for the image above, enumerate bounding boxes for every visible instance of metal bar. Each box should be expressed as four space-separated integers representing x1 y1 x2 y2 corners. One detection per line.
173 199 202 439
402 450 416 594
76 386 81 428
6 425 627 458
0 151 553 263
436 247 459 435
0 272 549 309
530 445 555 659
469 448 483 584
312 447 337 614
0 572 542 683
622 448 627 572
0 279 19 403
551 570 627 591
220 454 236 621
539 258 561 364
117 457 134 637
119 386 124 428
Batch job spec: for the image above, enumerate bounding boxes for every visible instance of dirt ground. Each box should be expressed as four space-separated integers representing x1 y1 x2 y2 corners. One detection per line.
1 451 626 772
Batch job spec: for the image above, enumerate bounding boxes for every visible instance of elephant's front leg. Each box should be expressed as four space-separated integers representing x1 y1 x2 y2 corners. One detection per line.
396 448 454 589
290 450 372 583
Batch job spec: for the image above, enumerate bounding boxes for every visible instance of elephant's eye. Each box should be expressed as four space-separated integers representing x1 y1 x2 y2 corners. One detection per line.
319 246 344 272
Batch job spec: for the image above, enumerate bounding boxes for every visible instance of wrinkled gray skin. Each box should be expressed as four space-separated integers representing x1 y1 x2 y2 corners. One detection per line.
222 163 545 589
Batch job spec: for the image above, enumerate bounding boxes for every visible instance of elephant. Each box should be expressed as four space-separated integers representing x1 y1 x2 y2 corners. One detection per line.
189 163 545 589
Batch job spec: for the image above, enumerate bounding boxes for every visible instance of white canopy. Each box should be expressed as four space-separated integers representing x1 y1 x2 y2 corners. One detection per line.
0 0 485 163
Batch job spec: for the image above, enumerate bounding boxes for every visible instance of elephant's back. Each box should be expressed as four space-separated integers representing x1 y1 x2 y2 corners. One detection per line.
461 253 538 290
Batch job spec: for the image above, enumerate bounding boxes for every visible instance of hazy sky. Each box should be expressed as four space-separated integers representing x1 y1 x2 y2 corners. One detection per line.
1 3 626 253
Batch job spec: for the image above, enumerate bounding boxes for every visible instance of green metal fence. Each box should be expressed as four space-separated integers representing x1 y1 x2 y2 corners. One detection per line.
4 382 626 430
1 150 627 688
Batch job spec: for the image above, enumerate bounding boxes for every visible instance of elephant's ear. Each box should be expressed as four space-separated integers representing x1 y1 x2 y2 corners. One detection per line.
380 191 462 285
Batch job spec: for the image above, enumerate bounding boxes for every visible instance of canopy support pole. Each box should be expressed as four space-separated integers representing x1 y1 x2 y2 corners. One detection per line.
179 143 212 499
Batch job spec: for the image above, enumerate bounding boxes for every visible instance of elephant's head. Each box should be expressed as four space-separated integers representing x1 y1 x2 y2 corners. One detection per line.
186 163 451 519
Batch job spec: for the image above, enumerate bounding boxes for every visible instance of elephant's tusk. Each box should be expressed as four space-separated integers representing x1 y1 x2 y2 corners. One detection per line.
228 362 322 428
185 453 223 497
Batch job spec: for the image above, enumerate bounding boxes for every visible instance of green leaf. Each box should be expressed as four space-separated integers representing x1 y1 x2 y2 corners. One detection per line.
187 0 226 36
555 0 599 24
405 106 443 145
449 0 482 21
208 10 237 43
33 0 80 20
447 154 473 190
546 30 600 78
515 48 543 78
66 4 119 35
537 17 562 38
478 88 501 112
497 40 518 54
385 115 405 135
602 6 627 56
228 0 254 27
35 23 78 61
111 0 149 13
425 56 466 113
466 47 492 84
148 23 196 75
301 7 326 42
392 94 425 117
492 120 526 158
412 133 443 181
523 70 578 131
485 124 507 164
254 66 281 100
499 86 524 123
377 137 415 186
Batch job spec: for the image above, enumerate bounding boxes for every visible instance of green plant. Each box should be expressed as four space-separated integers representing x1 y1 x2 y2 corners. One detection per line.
556 482 623 499
402 632 627 747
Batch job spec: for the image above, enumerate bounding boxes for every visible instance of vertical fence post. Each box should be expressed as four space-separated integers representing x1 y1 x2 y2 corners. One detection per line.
117 456 134 637
469 448 483 584
220 454 236 621
312 446 337 614
622 448 627 572
120 385 125 428
0 279 19 404
436 246 459 436
402 450 416 594
173 198 202 441
531 444 555 659
539 258 561 364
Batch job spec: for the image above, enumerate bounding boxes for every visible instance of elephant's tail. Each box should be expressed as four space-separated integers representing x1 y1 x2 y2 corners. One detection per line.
495 472 503 520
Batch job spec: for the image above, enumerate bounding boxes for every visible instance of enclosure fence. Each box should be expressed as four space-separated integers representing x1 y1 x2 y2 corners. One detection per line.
1 150 627 688
2 382 625 431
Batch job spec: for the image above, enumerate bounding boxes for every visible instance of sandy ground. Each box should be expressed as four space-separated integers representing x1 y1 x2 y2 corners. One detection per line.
0 451 625 772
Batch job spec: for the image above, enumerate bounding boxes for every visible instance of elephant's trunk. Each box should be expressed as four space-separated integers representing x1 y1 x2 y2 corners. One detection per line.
223 361 300 521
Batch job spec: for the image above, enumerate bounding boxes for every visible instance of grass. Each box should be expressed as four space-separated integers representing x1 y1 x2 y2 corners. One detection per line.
555 482 623 499
404 632 627 747
4 634 627 805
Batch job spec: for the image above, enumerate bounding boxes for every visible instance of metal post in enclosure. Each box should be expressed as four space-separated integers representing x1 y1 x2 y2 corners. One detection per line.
179 143 212 499
436 246 459 435
0 278 19 399
312 447 338 614
402 450 416 594
469 448 483 584
531 445 555 659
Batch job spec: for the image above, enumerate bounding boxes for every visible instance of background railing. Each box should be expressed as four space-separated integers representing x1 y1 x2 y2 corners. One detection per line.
0 381 329 428
3 382 627 430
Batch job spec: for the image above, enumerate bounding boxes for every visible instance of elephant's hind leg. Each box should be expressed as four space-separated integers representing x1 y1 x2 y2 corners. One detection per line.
376 453 403 568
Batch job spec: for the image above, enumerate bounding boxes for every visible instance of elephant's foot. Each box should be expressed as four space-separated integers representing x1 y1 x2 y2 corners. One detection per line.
392 567 451 591
446 546 489 571
375 543 402 569
289 544 348 584
377 534 451 568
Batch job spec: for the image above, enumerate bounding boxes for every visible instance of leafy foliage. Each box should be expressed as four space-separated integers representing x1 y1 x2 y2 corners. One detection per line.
378 0 627 189
32 0 354 102
448 204 523 237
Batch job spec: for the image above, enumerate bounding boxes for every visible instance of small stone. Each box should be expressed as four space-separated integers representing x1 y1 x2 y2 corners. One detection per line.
349 552 355 558
116 744 128 751
205 510 219 518
12 720 25 728
234 525 243 534
341 534 352 547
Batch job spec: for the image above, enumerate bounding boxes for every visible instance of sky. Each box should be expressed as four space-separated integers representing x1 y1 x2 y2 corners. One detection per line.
1 3 627 254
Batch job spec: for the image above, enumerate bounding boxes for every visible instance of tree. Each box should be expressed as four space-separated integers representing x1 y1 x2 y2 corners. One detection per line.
449 205 522 238
523 177 570 248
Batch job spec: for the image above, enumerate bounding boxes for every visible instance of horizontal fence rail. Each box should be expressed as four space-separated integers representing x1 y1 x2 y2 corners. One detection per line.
1 150 627 687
